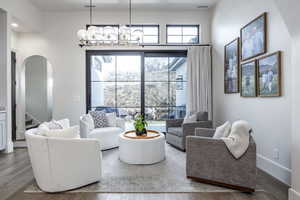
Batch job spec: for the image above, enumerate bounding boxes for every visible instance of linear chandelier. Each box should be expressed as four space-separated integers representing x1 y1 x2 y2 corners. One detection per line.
77 0 143 47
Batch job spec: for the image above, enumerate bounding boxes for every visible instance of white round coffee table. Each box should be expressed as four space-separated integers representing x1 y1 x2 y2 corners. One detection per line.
119 130 165 165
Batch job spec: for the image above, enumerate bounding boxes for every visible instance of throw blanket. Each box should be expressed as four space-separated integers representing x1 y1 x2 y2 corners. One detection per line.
222 120 252 159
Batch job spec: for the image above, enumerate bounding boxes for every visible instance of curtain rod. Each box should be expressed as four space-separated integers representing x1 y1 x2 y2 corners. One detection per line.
140 44 211 47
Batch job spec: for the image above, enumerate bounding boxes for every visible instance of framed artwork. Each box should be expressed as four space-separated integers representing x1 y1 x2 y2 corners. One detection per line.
224 38 240 94
241 60 257 97
241 13 267 61
257 51 281 97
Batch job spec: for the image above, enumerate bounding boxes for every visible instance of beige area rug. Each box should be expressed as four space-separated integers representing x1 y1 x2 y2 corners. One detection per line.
24 144 263 193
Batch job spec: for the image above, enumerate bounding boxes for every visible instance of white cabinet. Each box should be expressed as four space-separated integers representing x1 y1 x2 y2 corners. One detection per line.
0 113 6 151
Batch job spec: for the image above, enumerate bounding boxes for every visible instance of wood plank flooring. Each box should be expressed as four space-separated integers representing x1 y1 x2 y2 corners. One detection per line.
1 148 289 200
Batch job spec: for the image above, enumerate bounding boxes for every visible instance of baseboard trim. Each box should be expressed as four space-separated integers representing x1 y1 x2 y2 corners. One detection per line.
257 154 291 186
289 188 300 200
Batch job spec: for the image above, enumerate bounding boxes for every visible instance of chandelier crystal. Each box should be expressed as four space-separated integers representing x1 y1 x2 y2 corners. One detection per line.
78 0 143 47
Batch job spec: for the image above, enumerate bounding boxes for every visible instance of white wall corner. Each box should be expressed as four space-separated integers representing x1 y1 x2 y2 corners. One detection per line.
257 154 291 185
289 188 300 200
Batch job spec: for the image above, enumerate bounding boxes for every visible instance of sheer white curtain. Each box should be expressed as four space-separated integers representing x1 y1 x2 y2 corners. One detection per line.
186 46 212 119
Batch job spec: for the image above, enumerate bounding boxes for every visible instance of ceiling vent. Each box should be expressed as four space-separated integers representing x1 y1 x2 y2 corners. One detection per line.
197 5 209 9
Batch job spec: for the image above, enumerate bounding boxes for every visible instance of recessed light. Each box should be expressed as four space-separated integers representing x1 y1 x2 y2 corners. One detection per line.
11 23 19 28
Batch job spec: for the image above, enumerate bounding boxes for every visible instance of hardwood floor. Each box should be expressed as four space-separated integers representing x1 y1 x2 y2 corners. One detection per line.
1 148 289 200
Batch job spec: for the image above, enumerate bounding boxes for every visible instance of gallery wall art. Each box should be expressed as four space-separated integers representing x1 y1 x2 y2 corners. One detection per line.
240 13 267 61
257 51 281 97
224 38 240 94
240 60 257 97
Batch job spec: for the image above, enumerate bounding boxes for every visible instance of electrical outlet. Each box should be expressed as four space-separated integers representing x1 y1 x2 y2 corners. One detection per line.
273 148 279 160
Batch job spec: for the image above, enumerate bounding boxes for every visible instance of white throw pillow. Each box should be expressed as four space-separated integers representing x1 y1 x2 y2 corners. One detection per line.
48 120 63 129
82 114 95 131
106 112 117 127
37 123 50 136
183 113 197 124
41 125 80 138
213 121 231 139
56 119 70 129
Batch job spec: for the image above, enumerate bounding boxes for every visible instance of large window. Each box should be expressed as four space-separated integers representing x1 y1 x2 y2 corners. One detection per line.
86 51 187 131
89 53 141 119
166 25 200 44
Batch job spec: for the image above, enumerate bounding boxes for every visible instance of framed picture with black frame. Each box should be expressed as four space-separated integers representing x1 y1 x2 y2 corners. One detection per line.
240 13 267 61
224 38 240 94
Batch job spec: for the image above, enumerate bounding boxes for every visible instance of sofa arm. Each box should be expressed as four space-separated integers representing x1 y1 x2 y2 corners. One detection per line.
195 128 215 138
116 118 125 130
166 119 184 129
182 121 213 137
46 138 102 192
186 136 256 190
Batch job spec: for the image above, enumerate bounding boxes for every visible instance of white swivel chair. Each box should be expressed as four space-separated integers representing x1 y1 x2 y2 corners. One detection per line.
80 114 125 150
25 126 102 193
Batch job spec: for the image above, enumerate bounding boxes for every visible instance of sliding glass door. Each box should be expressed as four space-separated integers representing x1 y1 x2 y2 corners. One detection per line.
86 50 187 131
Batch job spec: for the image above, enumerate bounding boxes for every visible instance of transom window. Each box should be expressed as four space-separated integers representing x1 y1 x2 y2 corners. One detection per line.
129 25 159 44
89 24 159 44
166 25 200 44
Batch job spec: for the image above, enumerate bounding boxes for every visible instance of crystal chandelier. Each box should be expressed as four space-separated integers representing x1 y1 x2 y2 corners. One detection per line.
77 0 143 47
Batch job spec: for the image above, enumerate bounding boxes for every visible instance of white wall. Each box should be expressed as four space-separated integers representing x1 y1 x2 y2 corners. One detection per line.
0 0 42 32
0 8 13 153
211 0 292 185
0 9 8 108
14 9 212 132
271 0 300 199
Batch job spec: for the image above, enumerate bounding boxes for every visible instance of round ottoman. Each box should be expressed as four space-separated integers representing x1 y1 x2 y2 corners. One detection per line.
119 131 165 164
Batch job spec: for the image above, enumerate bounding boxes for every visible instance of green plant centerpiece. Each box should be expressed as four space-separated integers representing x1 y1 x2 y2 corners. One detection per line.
134 114 148 136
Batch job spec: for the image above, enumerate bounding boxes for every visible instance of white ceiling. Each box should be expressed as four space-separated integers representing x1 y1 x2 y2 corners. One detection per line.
28 0 220 11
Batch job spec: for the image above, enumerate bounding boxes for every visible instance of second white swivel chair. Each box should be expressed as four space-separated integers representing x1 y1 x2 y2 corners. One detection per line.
80 113 125 150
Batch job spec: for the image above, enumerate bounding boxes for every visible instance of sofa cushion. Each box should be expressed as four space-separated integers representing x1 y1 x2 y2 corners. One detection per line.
89 127 123 137
89 111 108 128
167 127 183 137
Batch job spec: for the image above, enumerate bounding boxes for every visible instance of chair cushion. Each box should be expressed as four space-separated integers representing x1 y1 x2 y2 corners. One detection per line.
196 112 208 121
39 126 80 138
167 127 183 137
183 113 197 124
89 127 123 137
89 111 108 128
106 113 117 127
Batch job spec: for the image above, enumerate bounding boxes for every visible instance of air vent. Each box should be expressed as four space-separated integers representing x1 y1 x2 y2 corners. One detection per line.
84 5 96 8
197 5 209 9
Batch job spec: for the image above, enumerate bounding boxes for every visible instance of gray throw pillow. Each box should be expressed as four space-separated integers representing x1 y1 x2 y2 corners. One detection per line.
89 111 108 128
196 112 208 121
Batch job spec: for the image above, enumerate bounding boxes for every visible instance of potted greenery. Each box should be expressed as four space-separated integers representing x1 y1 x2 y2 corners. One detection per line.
134 114 148 136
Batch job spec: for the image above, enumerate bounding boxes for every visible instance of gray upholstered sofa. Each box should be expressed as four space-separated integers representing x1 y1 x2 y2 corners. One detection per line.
166 112 212 151
186 128 257 192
